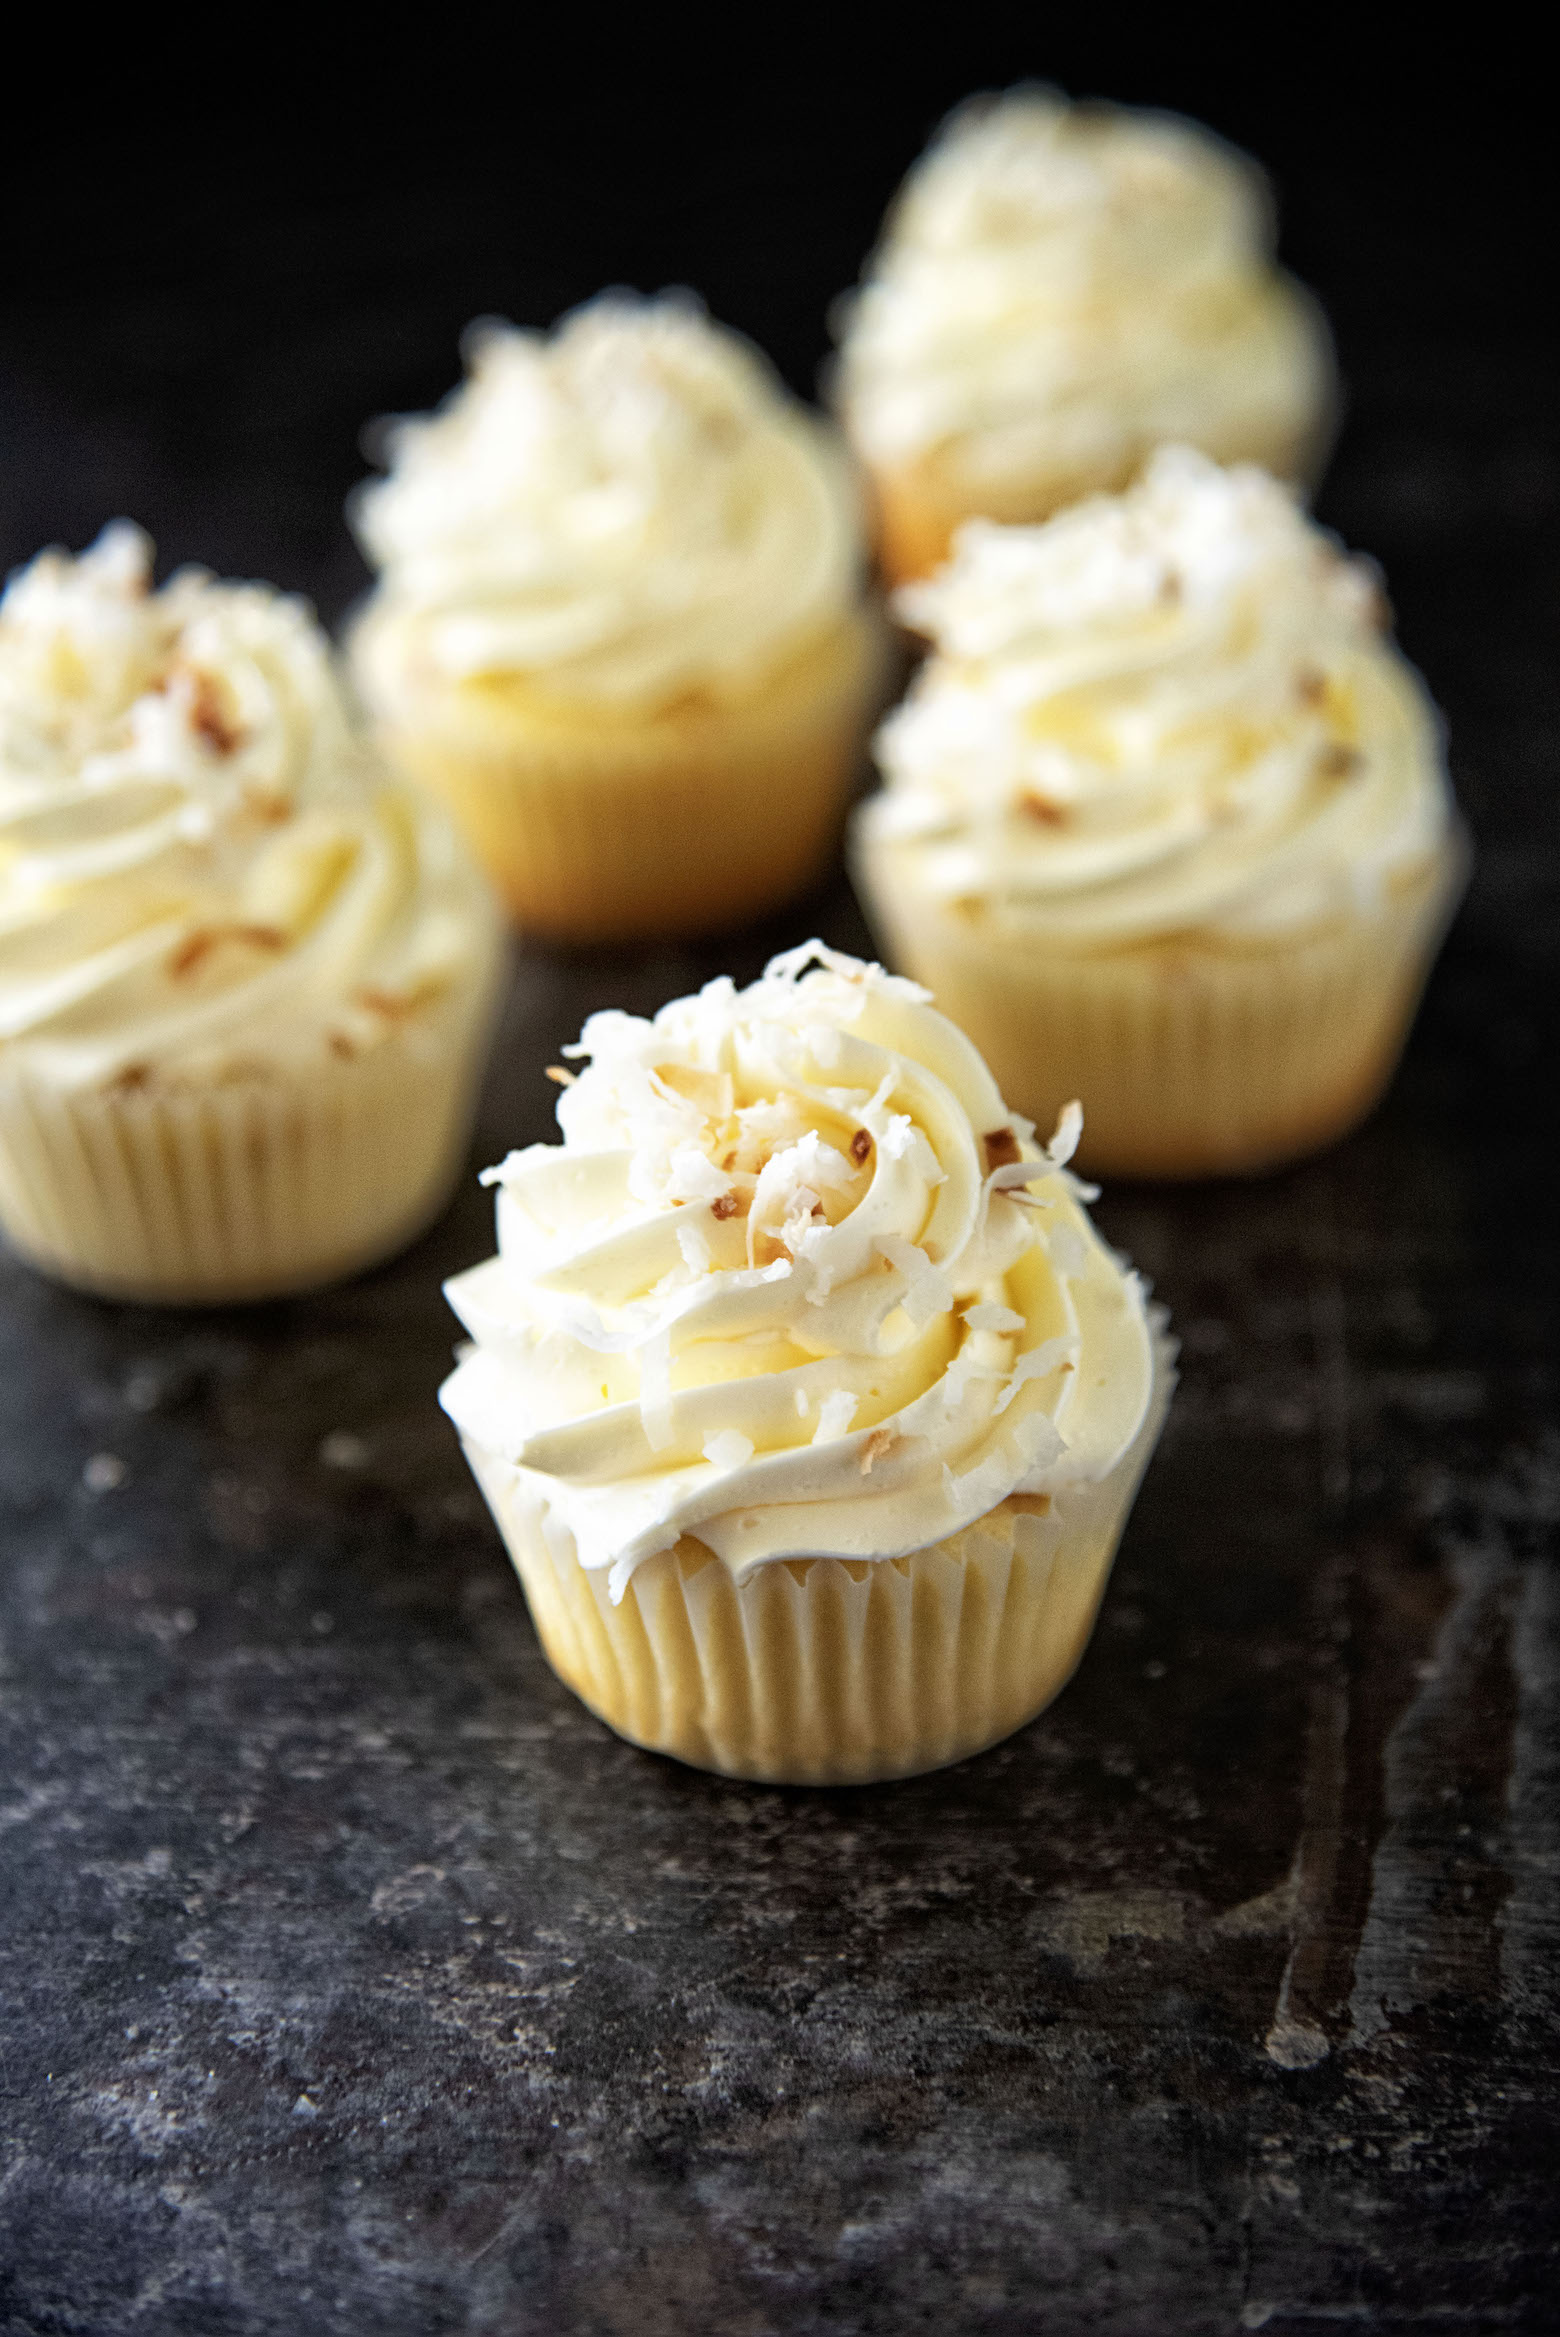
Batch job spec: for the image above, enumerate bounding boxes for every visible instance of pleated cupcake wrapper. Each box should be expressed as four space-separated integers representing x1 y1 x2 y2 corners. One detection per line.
464 1342 1171 1785
0 969 499 1304
366 615 889 944
854 832 1467 1178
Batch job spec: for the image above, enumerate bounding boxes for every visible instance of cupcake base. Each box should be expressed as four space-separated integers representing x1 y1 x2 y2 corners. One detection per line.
0 959 502 1305
463 1347 1169 1786
356 611 890 944
854 837 1467 1179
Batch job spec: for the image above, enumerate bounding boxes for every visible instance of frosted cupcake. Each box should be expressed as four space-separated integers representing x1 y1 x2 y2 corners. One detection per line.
834 87 1335 585
852 448 1468 1179
0 525 503 1303
350 293 886 942
441 941 1171 1784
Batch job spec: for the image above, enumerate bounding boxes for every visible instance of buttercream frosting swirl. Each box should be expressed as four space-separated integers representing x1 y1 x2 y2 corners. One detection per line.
860 448 1456 944
835 87 1331 487
441 943 1156 1597
352 292 864 710
0 525 497 1086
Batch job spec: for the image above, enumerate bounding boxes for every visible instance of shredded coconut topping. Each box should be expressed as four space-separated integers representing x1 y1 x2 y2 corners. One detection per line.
834 86 1332 486
0 526 495 1082
860 449 1454 946
354 291 863 710
441 942 1156 1595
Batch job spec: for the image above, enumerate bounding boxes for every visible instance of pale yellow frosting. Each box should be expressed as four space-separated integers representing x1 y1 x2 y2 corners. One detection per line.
352 292 864 713
0 525 498 1088
441 943 1157 1597
860 449 1456 946
835 88 1332 488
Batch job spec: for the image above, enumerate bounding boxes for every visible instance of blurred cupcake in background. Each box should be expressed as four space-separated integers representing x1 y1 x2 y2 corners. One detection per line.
0 526 503 1302
833 87 1335 586
350 293 887 943
851 448 1468 1178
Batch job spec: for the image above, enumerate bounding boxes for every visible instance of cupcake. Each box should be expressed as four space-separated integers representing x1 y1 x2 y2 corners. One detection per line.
350 293 887 942
0 525 503 1303
441 941 1171 1784
851 448 1468 1179
833 87 1335 586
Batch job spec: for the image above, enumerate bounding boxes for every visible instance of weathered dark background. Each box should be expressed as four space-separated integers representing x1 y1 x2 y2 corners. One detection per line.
2 29 1557 2336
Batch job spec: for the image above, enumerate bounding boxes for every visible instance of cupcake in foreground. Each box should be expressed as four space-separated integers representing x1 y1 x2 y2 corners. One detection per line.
350 293 887 942
441 942 1171 1784
833 87 1335 585
0 526 503 1303
852 448 1468 1179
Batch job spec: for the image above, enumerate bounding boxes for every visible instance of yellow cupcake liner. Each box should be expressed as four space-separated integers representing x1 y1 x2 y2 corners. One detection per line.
358 612 889 944
0 958 502 1304
462 1345 1169 1786
854 832 1467 1178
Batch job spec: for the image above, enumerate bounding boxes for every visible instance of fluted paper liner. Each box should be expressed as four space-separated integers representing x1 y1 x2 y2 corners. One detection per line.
359 612 888 943
855 831 1468 1178
462 1337 1171 1785
0 962 500 1304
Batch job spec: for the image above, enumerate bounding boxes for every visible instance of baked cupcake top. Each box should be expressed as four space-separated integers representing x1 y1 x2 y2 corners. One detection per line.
352 292 864 712
834 87 1331 489
441 942 1157 1597
861 448 1456 944
0 525 496 1088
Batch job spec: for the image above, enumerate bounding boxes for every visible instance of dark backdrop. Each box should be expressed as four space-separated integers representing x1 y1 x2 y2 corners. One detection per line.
4 28 1553 1089
2 34 1554 602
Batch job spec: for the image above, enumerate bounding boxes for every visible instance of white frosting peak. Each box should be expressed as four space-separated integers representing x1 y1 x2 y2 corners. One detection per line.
897 445 1371 654
861 449 1454 943
0 527 497 1084
836 87 1331 486
353 292 864 709
443 942 1156 1596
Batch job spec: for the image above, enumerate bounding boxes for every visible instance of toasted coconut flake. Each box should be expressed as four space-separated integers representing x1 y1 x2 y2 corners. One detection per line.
185 667 242 755
850 1128 873 1165
241 785 292 825
859 1427 898 1475
984 1125 1021 1171
544 1064 577 1087
168 923 286 980
1018 791 1068 828
358 982 437 1022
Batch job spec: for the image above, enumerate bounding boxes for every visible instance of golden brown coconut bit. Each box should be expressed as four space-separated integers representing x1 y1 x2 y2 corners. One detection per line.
984 1127 1021 1172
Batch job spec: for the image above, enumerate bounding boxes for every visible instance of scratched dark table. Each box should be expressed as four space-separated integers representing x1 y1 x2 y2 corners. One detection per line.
2 48 1557 2337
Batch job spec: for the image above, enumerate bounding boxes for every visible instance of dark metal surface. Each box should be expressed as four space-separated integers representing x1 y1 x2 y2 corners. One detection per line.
2 62 1558 2336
